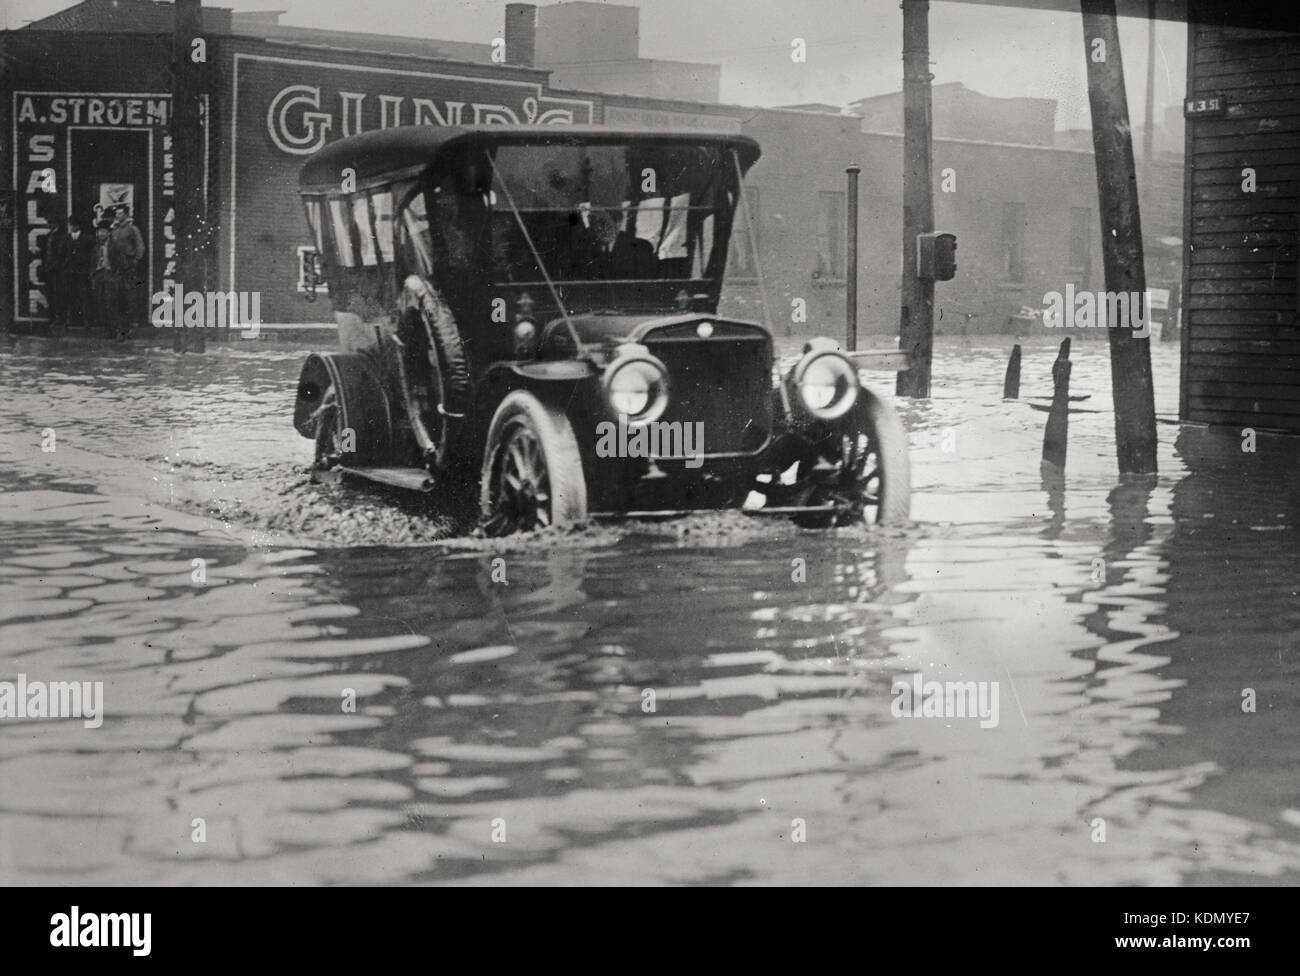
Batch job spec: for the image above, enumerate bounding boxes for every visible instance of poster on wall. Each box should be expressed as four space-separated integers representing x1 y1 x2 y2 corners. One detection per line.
97 183 135 220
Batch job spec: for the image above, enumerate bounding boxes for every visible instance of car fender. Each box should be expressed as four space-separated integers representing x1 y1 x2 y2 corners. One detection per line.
492 360 601 383
293 351 392 462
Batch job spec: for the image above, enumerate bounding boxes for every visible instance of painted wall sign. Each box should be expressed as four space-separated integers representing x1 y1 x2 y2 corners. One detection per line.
603 104 743 133
238 54 595 159
10 92 209 322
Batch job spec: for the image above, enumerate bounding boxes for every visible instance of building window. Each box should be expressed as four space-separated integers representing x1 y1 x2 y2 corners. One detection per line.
728 186 760 278
815 191 844 279
296 246 327 294
1068 207 1090 273
1000 201 1025 282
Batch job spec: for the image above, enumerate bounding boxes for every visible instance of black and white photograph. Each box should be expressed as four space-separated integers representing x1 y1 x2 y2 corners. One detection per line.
0 0 1297 912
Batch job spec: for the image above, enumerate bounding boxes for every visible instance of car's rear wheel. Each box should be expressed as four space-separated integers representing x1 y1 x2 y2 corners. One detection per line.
791 389 911 527
480 391 588 535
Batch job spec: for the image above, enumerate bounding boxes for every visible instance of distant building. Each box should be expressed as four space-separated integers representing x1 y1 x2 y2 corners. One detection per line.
533 1 720 103
850 82 1058 147
1058 103 1186 156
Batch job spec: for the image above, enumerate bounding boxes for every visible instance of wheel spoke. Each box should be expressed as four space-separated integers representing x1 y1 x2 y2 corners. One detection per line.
508 441 529 479
521 436 541 476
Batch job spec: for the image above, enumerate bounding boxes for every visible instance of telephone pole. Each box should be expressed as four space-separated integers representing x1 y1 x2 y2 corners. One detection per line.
897 0 935 398
172 0 208 341
1082 0 1158 473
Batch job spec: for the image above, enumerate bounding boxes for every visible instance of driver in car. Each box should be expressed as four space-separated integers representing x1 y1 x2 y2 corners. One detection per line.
579 207 653 280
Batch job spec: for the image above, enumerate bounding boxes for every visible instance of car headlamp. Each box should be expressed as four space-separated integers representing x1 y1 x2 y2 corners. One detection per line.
789 343 859 421
602 345 669 425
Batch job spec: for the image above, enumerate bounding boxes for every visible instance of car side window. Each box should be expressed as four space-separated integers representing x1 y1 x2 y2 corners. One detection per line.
429 184 488 272
397 187 434 278
327 198 356 268
302 198 326 254
371 190 395 264
351 196 378 266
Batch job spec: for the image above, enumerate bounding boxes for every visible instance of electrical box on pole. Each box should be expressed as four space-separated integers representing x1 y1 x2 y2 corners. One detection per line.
917 232 956 281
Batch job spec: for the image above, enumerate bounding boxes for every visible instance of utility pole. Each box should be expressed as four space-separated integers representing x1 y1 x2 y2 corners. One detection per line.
846 165 860 352
1082 0 1158 474
1144 0 1157 161
0 31 11 334
897 0 935 398
172 0 207 344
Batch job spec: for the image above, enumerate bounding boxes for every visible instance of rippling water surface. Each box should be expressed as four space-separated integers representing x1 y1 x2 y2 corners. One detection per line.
1 333 1297 885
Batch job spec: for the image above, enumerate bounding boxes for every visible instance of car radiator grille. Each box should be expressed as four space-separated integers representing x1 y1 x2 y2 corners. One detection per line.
642 326 773 456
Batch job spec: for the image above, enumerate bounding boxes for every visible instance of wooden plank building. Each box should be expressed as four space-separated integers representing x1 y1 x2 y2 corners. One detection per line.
1181 8 1300 432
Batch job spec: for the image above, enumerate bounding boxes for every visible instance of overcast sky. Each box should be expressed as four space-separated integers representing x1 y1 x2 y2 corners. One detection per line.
4 0 1186 130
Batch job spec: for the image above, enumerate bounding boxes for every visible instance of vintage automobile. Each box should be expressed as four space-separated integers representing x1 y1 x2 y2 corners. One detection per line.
291 125 910 534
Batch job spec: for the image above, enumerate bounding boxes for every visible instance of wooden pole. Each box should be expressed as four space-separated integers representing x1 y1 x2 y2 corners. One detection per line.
1144 0 1157 161
173 0 206 351
896 0 935 398
1042 338 1071 469
0 32 11 335
1081 0 1158 474
846 165 860 352
1003 343 1021 399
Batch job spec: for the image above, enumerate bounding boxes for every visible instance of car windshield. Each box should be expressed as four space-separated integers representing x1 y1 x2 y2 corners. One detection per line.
467 141 737 287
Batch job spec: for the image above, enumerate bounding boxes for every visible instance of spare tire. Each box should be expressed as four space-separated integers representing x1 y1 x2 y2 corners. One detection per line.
399 279 470 468
417 284 469 413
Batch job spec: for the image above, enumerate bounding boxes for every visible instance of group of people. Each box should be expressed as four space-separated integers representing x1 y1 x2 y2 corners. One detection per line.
41 205 146 339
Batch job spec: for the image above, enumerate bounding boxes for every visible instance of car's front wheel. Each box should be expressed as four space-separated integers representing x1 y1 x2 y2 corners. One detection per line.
480 391 589 535
791 388 911 528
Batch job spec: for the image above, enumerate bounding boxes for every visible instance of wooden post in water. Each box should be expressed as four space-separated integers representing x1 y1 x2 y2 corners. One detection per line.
1081 0 1158 473
896 0 935 398
1003 344 1022 399
1042 338 1072 469
173 0 206 352
846 165 860 352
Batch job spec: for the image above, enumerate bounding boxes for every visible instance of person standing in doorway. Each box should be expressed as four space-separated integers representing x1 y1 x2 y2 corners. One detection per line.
63 216 95 328
91 221 118 333
43 217 70 329
109 205 145 340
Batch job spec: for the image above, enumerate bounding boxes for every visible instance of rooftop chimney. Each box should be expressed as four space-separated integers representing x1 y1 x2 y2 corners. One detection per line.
504 4 536 67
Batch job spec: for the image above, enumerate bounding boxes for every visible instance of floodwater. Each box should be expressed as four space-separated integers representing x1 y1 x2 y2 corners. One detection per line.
1 331 1297 886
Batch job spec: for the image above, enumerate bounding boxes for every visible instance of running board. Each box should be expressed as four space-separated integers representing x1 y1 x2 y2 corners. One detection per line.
336 465 434 492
